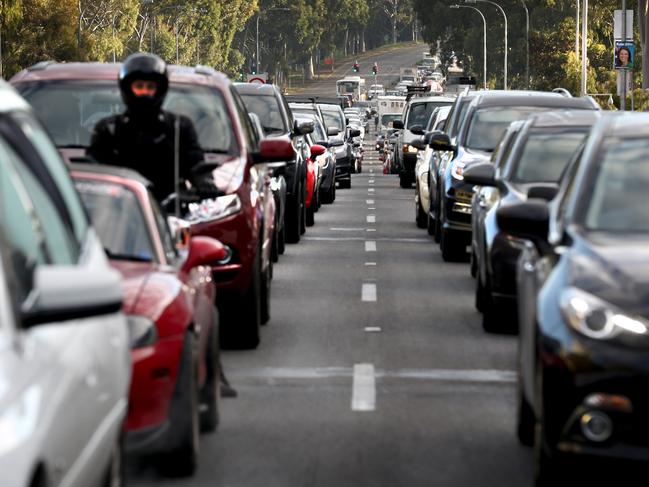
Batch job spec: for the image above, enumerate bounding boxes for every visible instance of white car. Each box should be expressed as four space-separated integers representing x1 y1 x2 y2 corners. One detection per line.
0 81 131 487
368 84 385 98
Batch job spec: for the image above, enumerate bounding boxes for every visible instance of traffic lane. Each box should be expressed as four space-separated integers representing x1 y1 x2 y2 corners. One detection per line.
128 377 533 487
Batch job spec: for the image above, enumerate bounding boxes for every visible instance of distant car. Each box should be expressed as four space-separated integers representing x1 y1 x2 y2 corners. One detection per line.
368 84 385 98
503 113 649 485
430 91 599 262
12 63 293 349
0 81 129 487
393 96 455 188
72 164 228 476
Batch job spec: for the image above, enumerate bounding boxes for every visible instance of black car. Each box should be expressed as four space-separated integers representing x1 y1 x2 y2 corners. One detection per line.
235 83 313 244
499 113 649 485
466 110 600 333
430 91 599 262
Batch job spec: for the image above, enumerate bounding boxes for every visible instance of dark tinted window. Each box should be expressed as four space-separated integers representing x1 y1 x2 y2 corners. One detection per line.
512 132 586 183
239 94 287 135
406 101 453 129
466 107 545 152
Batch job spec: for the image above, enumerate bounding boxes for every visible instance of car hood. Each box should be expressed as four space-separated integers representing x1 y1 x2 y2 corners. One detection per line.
569 233 649 319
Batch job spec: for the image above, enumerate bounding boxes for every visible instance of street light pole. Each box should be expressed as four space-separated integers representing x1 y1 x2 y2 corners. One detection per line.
467 0 508 89
581 0 587 95
519 0 529 89
451 5 487 90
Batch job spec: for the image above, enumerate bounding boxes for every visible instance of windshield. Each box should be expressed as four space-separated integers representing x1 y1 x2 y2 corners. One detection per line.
239 94 287 135
75 180 155 262
337 82 358 94
320 109 345 131
406 101 453 130
512 131 587 183
466 107 545 152
17 81 238 154
585 137 649 233
381 114 401 128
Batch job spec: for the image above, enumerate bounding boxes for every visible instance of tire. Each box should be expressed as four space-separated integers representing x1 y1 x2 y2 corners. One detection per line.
159 333 200 477
278 224 286 255
285 189 301 244
200 316 221 433
416 193 427 229
322 185 334 204
482 281 517 334
220 251 261 349
517 385 535 447
533 377 561 487
103 433 124 487
261 256 271 325
440 228 464 262
399 173 410 188
306 204 315 226
475 272 489 313
339 178 351 189
434 187 442 243
300 181 307 235
427 211 436 236
470 249 478 278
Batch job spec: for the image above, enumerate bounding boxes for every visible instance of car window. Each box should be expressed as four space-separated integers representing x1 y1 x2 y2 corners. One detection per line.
13 112 89 242
239 94 287 135
75 180 156 262
321 110 344 132
465 107 546 152
406 102 453 129
149 193 177 263
230 88 258 151
512 132 586 183
0 136 78 267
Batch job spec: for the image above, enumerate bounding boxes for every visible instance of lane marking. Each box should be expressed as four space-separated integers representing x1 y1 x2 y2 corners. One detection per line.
366 228 377 232
365 241 377 252
366 199 375 205
352 363 376 411
304 236 432 242
369 179 375 184
364 262 377 266
364 326 382 332
228 367 516 383
368 188 375 193
330 227 366 232
362 283 377 302
367 215 376 223
368 207 376 210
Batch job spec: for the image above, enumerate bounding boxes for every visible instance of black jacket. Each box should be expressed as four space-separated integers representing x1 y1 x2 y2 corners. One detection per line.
88 110 204 201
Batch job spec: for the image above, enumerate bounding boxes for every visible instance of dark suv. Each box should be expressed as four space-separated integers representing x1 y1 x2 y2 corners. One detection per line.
235 83 312 243
12 63 293 349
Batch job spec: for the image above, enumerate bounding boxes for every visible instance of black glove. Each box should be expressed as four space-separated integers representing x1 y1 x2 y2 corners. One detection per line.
192 175 222 199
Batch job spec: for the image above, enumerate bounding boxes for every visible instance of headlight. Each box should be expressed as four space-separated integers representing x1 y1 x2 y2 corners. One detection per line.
186 194 242 223
560 287 649 341
451 161 466 181
128 315 158 349
404 144 418 153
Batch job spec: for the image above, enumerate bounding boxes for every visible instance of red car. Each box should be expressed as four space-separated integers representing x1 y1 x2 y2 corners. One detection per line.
71 164 227 477
12 63 293 349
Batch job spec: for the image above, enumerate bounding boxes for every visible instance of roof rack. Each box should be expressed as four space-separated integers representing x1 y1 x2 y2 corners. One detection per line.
552 87 572 98
194 65 217 76
27 60 58 71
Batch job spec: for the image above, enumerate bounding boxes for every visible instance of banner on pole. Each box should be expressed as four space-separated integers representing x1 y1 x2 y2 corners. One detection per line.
614 41 634 70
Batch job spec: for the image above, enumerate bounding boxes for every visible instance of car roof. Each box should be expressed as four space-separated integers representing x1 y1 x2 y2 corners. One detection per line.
409 96 456 104
10 62 230 89
69 162 153 189
471 91 597 110
0 80 32 113
604 112 649 137
528 110 602 129
233 83 279 96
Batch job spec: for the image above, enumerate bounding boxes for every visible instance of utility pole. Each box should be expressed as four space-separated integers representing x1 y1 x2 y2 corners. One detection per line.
581 0 587 96
621 0 627 111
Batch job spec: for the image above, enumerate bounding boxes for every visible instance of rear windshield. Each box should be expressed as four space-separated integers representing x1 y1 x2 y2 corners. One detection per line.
512 131 587 183
239 93 287 135
17 80 238 155
406 102 453 129
320 109 345 132
465 107 545 152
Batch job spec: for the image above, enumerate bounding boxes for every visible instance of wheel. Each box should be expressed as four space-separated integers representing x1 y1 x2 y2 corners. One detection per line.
159 333 200 477
261 256 271 325
475 272 489 313
427 211 436 236
517 384 535 447
416 193 427 229
285 188 301 244
322 185 334 204
434 186 442 243
278 223 286 255
220 251 261 349
399 173 410 188
470 249 478 278
339 178 351 189
306 203 315 226
440 228 464 262
533 377 561 487
481 280 517 334
103 433 124 487
200 316 221 433
300 181 307 235
332 180 336 201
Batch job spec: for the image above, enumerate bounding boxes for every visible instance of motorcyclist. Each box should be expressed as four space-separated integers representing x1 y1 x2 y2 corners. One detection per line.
88 52 237 398
88 52 212 202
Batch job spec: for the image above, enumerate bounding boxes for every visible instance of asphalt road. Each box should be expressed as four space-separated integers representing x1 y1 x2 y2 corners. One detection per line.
293 42 430 95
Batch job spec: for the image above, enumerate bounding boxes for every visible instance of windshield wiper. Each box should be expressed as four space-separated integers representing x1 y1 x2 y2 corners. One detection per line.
104 248 153 263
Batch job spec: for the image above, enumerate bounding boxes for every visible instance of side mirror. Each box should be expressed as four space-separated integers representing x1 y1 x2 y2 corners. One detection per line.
463 162 496 187
349 129 361 138
496 200 550 242
410 125 425 135
254 138 295 165
182 236 228 274
327 127 340 137
345 117 350 125
393 120 404 130
423 130 441 145
310 144 327 157
411 138 428 151
167 216 191 248
430 133 455 152
21 265 123 328
353 141 361 147
527 184 559 201
329 138 344 147
294 121 314 136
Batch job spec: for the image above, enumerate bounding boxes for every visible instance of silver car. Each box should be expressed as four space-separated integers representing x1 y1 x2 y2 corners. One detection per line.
0 81 130 487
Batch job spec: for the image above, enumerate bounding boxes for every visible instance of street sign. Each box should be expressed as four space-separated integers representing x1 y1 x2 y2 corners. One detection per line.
247 73 268 84
614 41 635 70
614 10 634 40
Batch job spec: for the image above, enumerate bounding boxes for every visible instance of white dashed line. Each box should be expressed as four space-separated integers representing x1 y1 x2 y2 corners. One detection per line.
364 326 382 332
366 229 376 232
366 199 375 205
330 227 366 232
352 363 376 412
369 179 375 184
367 215 376 223
368 188 375 193
364 262 377 266
365 241 377 252
362 283 377 301
368 207 376 210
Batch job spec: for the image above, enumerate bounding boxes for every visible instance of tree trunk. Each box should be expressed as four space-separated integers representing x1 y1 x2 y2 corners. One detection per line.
640 0 649 88
362 30 366 52
343 29 349 56
392 17 397 44
305 54 314 81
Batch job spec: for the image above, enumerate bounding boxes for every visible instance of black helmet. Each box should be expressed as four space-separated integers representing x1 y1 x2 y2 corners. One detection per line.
118 53 169 114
